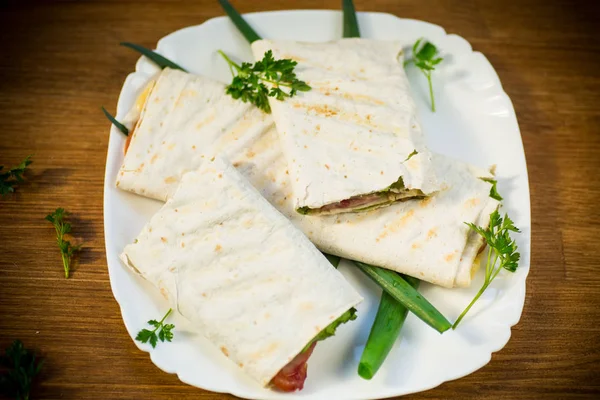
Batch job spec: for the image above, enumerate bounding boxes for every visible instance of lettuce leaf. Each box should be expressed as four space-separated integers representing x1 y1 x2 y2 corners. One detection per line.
302 308 357 352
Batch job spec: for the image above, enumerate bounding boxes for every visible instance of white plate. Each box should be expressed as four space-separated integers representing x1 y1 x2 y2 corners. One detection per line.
103 10 530 400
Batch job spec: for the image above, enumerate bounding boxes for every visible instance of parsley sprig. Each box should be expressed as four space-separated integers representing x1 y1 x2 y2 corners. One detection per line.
453 210 521 328
0 340 43 400
135 308 175 348
0 155 32 197
45 208 82 278
404 39 443 112
218 50 311 113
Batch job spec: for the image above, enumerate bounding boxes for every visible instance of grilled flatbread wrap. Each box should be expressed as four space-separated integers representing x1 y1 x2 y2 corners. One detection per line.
120 156 362 388
117 68 499 287
249 39 440 215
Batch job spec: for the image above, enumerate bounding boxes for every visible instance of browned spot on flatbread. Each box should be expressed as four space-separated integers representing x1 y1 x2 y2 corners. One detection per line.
233 162 240 167
168 266 176 272
297 104 338 117
420 197 434 208
246 150 255 158
196 113 216 130
218 174 223 178
316 125 321 131
427 228 438 239
380 171 384 175
465 197 480 208
150 154 159 164
181 242 185 248
238 362 244 367
161 237 168 243
264 313 271 319
412 242 422 249
192 145 196 150
160 287 168 299
167 143 175 150
377 210 416 241
325 164 330 170
444 251 459 262
220 347 229 357
135 163 145 173
215 244 222 252
285 170 289 175
342 92 385 105
164 176 177 184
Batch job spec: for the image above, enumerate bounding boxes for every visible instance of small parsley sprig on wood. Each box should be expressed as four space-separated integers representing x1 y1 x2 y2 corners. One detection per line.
453 210 521 328
218 50 311 113
0 340 43 400
45 208 81 278
136 309 175 348
404 39 443 112
0 155 32 197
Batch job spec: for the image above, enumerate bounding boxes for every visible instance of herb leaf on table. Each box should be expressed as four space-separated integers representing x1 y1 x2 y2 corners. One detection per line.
0 340 43 400
45 208 82 279
0 155 32 197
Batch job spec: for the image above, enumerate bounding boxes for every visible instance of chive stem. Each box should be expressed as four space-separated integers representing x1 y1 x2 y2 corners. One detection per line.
101 106 129 136
120 42 187 72
218 0 262 43
342 0 361 38
354 261 451 333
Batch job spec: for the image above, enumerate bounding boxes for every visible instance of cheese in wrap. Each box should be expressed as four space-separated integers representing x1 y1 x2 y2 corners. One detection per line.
249 39 440 215
117 68 499 288
120 156 363 387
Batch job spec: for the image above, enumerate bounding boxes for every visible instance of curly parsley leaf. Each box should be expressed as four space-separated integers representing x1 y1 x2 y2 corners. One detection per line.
453 209 521 328
0 155 33 197
135 309 175 349
218 50 310 113
404 39 443 112
0 340 43 400
45 208 82 278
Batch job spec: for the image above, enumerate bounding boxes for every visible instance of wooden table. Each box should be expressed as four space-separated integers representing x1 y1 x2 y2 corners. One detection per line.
1 0 599 398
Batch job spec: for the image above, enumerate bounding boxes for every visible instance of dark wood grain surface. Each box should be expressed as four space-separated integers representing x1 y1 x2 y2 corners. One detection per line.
1 0 599 399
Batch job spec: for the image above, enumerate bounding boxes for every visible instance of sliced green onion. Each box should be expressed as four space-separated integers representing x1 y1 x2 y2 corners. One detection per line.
353 261 451 333
358 275 419 379
101 106 128 136
120 42 187 71
218 0 262 43
342 0 361 38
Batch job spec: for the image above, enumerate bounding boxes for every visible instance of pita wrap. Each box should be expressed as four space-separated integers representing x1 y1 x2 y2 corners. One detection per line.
249 39 440 215
120 156 362 387
117 68 499 287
